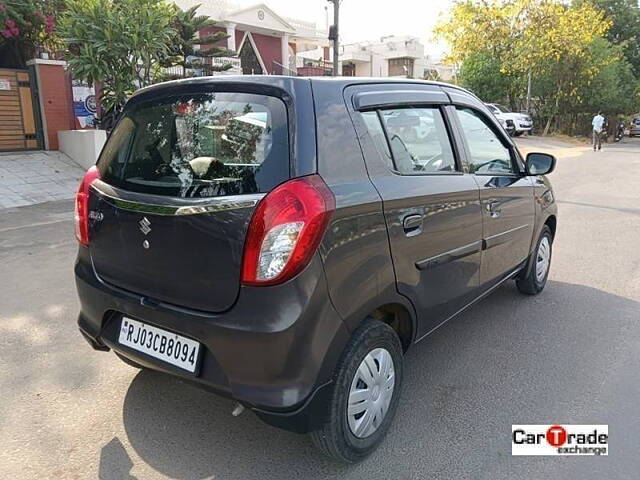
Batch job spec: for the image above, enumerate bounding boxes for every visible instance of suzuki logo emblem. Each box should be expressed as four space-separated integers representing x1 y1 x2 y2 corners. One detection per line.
139 217 151 235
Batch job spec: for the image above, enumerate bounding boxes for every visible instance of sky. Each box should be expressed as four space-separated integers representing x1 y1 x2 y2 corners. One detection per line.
230 0 455 57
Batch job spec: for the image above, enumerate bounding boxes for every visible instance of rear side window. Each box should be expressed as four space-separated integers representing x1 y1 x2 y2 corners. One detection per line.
361 111 393 168
361 108 457 174
97 92 289 198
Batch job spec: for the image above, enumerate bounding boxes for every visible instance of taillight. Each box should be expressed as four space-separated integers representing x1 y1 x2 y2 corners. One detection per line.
74 166 101 246
241 174 335 286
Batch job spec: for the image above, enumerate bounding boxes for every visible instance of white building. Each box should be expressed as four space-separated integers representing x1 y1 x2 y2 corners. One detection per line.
298 35 426 78
170 2 451 80
174 1 329 75
424 54 456 81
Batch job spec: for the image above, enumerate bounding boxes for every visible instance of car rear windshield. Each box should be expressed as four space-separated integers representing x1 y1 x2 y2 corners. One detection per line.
97 92 289 198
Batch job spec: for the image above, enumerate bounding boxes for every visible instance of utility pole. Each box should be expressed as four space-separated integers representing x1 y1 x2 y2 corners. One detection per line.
327 0 340 76
526 68 532 113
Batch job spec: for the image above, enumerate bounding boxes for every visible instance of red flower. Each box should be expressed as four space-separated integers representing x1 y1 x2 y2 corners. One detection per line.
44 15 55 33
0 5 6 12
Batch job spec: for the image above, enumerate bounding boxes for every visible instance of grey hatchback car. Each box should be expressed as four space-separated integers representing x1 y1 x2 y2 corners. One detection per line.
74 77 557 462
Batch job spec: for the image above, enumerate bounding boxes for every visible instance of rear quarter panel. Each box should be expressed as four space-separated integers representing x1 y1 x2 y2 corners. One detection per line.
310 80 416 334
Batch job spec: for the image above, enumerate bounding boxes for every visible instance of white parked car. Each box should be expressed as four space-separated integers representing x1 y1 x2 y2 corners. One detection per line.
485 103 533 136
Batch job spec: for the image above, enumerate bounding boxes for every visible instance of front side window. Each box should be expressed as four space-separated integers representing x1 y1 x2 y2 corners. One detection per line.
377 108 457 174
97 92 289 198
455 107 514 175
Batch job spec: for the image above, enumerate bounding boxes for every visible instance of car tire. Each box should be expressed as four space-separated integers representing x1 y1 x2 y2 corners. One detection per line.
115 351 146 369
517 225 553 295
310 319 403 463
513 131 523 137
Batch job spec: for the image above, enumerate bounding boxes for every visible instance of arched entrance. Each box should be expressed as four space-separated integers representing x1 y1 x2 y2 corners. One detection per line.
238 33 264 75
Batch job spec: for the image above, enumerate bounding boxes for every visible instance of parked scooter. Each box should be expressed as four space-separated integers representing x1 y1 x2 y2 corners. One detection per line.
614 121 625 142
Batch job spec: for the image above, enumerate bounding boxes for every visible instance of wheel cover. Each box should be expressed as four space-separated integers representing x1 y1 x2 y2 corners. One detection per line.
347 347 395 439
535 236 551 283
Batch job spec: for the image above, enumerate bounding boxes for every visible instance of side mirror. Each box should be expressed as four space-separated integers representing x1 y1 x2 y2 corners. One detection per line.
526 152 556 175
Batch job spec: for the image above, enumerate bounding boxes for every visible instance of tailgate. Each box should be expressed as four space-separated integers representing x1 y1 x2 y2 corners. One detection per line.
89 183 261 312
86 89 289 312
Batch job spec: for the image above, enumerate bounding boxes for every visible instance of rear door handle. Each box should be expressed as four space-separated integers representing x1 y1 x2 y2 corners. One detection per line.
403 214 423 235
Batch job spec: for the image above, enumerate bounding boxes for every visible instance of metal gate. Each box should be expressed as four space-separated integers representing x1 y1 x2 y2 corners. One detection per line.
0 69 41 151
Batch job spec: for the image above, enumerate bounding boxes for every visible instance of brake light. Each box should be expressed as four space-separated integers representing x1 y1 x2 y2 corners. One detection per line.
241 175 335 286
74 166 101 245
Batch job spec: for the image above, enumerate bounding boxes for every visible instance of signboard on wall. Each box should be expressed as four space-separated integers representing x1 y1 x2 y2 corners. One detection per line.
72 80 97 128
0 78 11 90
211 57 242 74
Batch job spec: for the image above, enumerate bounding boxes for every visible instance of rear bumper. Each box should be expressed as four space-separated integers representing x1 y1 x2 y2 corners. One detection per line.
75 247 349 433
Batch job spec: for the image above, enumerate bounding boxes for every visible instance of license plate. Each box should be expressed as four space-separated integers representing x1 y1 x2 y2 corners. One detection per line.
118 317 201 373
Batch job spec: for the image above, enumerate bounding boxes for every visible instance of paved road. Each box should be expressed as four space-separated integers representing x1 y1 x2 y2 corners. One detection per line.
1 137 639 479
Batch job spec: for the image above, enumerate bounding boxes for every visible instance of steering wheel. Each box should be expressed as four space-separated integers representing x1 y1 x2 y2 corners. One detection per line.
418 153 445 172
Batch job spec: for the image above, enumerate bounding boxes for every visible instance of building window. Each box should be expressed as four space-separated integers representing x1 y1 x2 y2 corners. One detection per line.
388 57 414 77
342 62 356 76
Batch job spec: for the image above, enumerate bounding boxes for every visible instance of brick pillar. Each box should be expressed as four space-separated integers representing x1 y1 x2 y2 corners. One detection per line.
27 59 75 150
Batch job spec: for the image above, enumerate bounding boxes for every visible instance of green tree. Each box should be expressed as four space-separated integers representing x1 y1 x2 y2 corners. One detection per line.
434 0 534 108
166 4 234 78
61 0 175 112
574 0 640 75
458 50 523 107
436 0 617 135
516 1 612 134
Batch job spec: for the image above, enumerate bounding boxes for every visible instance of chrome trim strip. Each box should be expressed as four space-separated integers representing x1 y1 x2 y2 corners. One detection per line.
415 240 482 270
483 224 530 250
91 181 262 216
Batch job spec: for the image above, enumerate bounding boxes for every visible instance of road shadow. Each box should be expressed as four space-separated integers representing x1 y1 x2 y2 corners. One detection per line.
99 437 137 480
121 280 640 479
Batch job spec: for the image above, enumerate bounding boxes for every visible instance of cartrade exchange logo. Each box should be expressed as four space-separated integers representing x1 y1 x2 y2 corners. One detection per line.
512 425 608 456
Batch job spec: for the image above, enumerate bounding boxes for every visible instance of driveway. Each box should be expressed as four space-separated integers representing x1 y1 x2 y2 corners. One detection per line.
0 151 84 208
1 137 639 479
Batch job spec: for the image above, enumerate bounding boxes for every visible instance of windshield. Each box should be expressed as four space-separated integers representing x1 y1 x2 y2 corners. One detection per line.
97 92 289 198
495 104 512 113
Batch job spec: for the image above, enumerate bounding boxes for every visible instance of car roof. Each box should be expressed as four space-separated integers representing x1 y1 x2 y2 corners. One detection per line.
132 75 477 101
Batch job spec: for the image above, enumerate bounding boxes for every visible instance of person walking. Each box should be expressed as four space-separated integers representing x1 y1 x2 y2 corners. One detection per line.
592 111 605 151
